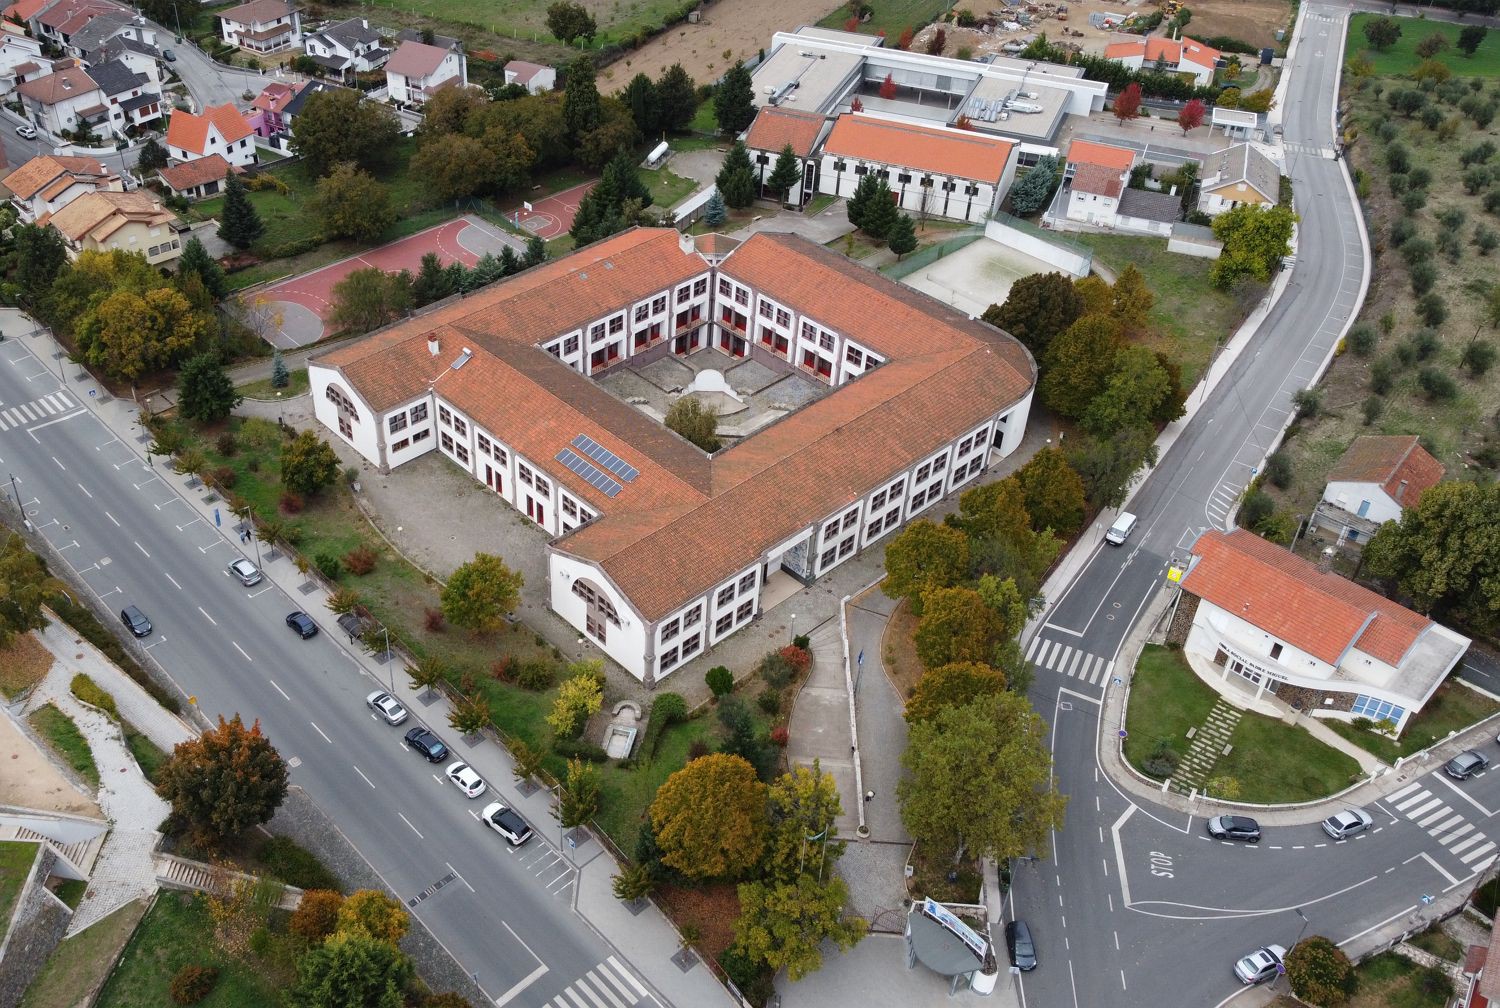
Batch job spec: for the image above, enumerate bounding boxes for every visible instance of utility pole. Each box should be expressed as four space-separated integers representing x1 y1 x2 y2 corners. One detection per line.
8 473 20 510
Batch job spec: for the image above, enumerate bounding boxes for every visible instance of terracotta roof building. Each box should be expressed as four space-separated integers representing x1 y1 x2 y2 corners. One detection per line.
1061 139 1134 228
1172 528 1469 734
157 154 238 200
43 189 184 264
1 153 119 220
1317 435 1444 541
385 38 466 105
502 59 554 94
744 107 827 208
166 103 256 168
217 0 302 52
1103 33 1221 86
1199 142 1282 216
309 227 1037 683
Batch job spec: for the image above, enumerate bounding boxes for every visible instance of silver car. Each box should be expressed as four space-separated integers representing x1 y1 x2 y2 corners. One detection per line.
365 690 408 726
1234 944 1286 985
1321 808 1373 840
227 557 262 586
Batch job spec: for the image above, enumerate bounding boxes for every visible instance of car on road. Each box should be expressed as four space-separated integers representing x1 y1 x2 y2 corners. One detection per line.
162 48 175 61
480 802 532 845
445 761 487 798
1005 919 1037 971
365 691 408 726
285 611 318 639
14 123 35 139
1233 944 1286 985
1321 808 1374 840
1206 815 1262 842
404 727 448 763
227 557 262 586
119 605 152 637
1445 750 1490 781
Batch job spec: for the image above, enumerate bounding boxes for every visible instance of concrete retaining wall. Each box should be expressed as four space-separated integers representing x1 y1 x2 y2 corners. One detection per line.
0 845 71 1008
983 217 1091 277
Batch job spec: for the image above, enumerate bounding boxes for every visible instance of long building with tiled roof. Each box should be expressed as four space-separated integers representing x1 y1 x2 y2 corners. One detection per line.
310 227 1036 683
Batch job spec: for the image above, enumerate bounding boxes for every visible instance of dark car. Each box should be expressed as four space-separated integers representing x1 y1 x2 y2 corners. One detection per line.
1445 750 1490 781
1206 815 1262 842
120 605 152 637
404 727 448 763
285 611 318 639
162 48 176 61
1006 919 1037 971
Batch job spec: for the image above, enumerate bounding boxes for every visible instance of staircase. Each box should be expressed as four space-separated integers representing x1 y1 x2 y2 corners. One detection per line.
0 820 108 880
1169 699 1243 795
152 852 304 910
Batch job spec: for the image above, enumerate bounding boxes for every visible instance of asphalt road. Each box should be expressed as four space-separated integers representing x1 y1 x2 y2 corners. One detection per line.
0 341 653 1007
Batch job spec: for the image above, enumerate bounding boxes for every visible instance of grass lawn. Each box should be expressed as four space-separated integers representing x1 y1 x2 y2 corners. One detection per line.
1327 682 1500 763
1124 645 1219 769
28 703 98 788
818 0 951 40
122 722 168 783
20 898 148 1008
238 367 310 401
644 167 699 210
1349 951 1451 1008
1347 14 1500 78
1408 923 1464 962
52 878 87 909
688 100 718 135
805 193 838 216
593 714 715 848
0 841 38 929
0 632 52 698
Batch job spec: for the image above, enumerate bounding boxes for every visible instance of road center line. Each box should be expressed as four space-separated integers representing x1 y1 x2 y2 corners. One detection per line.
352 764 376 788
164 572 182 590
134 541 149 557
232 641 252 662
397 812 424 839
310 722 332 744
197 606 217 626
51 456 65 470
445 862 475 894
267 678 291 701
76 482 92 499
104 510 119 527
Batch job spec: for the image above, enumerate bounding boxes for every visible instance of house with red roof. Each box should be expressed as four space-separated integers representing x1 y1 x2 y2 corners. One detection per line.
1061 138 1133 227
217 0 301 53
502 59 554 94
1173 528 1469 734
246 80 297 138
1461 917 1500 1008
1 152 120 221
384 38 466 106
744 106 827 208
157 154 239 201
1315 435 1444 542
1103 33 1221 86
166 103 256 168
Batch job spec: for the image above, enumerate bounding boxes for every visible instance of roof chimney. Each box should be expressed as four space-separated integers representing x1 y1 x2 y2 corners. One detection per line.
427 336 440 356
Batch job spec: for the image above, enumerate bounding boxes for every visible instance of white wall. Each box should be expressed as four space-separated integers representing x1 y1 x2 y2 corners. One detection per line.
309 364 382 463
982 218 1091 277
1322 481 1401 526
1065 187 1118 226
549 553 647 682
815 157 1000 224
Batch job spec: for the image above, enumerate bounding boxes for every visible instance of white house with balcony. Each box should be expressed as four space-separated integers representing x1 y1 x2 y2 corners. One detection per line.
384 38 466 105
218 0 302 53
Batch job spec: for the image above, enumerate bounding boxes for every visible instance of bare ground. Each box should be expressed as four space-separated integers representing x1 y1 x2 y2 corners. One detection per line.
0 706 101 818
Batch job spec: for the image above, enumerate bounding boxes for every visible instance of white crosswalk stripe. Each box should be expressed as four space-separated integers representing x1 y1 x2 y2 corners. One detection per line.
1393 784 1495 874
0 390 75 432
547 959 650 1008
1026 637 1110 685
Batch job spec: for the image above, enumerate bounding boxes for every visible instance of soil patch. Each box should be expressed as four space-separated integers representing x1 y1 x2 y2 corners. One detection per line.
657 883 742 965
0 706 100 818
0 632 54 699
881 598 921 708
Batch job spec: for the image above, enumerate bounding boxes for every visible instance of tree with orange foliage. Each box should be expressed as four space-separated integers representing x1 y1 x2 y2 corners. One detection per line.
897 25 914 49
1112 82 1142 123
1177 98 1206 134
156 714 288 847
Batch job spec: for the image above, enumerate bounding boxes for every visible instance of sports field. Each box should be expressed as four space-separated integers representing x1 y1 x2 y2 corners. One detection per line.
1347 13 1500 77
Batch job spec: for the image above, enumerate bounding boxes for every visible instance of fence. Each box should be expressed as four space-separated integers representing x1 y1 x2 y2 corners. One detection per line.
880 230 984 281
984 213 1093 277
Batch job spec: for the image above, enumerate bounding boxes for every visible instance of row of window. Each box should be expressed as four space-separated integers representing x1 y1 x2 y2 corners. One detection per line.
390 428 431 453
659 604 704 643
387 401 429 434
1350 694 1405 725
659 631 702 674
836 161 983 197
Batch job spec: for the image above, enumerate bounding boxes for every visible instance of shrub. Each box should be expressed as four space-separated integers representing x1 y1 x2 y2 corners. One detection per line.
779 644 812 676
313 552 341 580
1285 936 1354 1006
1418 367 1458 401
1142 743 1180 778
491 656 515 682
757 690 781 716
1240 489 1275 529
1415 293 1448 327
70 674 119 719
1408 260 1437 295
552 737 608 762
758 651 796 689
1400 238 1434 266
792 633 810 650
1488 191 1500 215
1291 388 1321 420
687 738 711 760
1437 205 1468 231
1401 189 1428 214
1410 328 1441 360
169 965 219 1005
705 665 733 698
215 431 238 456
1388 217 1416 247
516 659 556 691
343 545 377 576
1263 450 1292 489
1371 357 1395 395
639 691 688 761
208 465 236 490
424 607 445 632
1361 395 1385 426
278 490 304 513
1346 323 1377 356
258 835 340 890
769 725 789 747
1463 340 1497 376
289 889 344 940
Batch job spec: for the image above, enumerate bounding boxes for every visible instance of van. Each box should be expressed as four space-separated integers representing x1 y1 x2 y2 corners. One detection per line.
1104 512 1137 546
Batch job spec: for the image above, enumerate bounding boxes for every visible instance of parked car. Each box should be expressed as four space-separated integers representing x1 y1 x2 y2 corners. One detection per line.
162 48 175 61
1445 750 1490 781
1233 944 1286 985
1321 808 1373 840
1005 919 1037 971
14 123 36 139
365 691 408 726
445 761 487 798
1206 815 1261 842
404 727 448 763
285 611 318 639
227 557 262 586
119 605 152 637
480 802 533 845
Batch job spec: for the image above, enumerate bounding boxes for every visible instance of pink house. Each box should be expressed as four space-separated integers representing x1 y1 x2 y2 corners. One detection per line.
246 80 297 138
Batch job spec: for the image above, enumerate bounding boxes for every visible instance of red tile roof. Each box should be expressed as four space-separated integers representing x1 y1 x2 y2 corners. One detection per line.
386 39 449 78
158 154 237 192
1071 162 1123 198
1103 34 1220 68
252 80 297 113
219 0 297 26
1183 528 1431 667
5 0 52 23
822 113 1014 184
745 107 825 159
2 153 110 200
1327 435 1443 507
1067 139 1135 172
166 103 252 154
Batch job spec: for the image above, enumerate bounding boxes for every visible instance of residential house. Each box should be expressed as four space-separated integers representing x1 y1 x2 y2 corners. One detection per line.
44 189 184 263
1103 34 1221 86
1059 139 1133 226
278 78 335 141
64 9 156 62
16 64 107 138
1 153 120 221
3 0 53 33
157 154 236 201
502 59 554 94
816 113 1016 223
745 106 827 209
1172 528 1469 735
218 0 302 53
1198 142 1281 215
384 38 466 105
166 103 256 168
302 17 389 79
1315 435 1444 542
88 56 161 136
1460 915 1499 1008
93 36 163 82
0 31 43 98
1212 106 1258 140
34 0 126 50
246 80 297 138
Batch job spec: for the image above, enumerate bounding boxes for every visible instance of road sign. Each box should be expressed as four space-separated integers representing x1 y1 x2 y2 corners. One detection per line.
213 507 220 527
1166 565 1184 583
88 389 96 397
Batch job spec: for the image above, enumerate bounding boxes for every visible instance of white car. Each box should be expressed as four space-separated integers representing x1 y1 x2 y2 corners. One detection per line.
14 123 35 139
1234 944 1286 985
480 802 533 845
227 557 262 586
364 690 408 726
1321 808 1373 840
445 761 487 799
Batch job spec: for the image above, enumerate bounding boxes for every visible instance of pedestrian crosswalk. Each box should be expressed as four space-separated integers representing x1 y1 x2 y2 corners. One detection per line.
1389 780 1499 873
0 390 76 431
544 957 651 1008
1025 636 1114 686
1283 142 1336 158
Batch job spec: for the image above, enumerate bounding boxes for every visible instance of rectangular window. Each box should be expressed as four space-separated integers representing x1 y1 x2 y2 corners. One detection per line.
609 315 624 334
677 283 691 300
681 634 701 657
392 437 410 451
897 172 912 184
802 349 817 370
738 572 756 593
1270 642 1283 660
562 497 577 518
819 331 835 351
965 183 980 196
684 606 702 627
816 356 832 378
911 488 927 510
477 433 491 455
564 335 579 355
758 300 773 319
842 511 858 531
958 436 973 456
871 489 887 510
660 646 679 670
834 159 847 171
518 463 533 486
661 618 680 642
838 535 855 558
635 303 650 322
452 417 466 436
819 547 836 568
846 346 863 367
916 463 931 483
854 164 867 175
801 321 816 342
653 295 667 314
440 432 453 452
823 520 839 539
734 287 748 306
890 478 904 496
719 278 732 297
388 413 407 433
735 599 753 622
534 476 550 495
412 428 430 443
494 445 508 465
591 322 605 341
455 444 469 464
716 585 735 607
715 613 733 635
438 405 451 425
1350 695 1405 724
694 278 708 295
775 308 790 327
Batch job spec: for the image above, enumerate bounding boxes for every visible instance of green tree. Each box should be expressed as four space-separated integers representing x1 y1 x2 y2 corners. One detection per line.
1073 273 1112 316
1065 427 1159 510
656 64 698 132
289 88 400 174
715 141 757 209
13 224 68 305
1210 203 1298 289
447 691 491 737
612 862 654 902
949 476 1031 547
441 552 524 633
407 656 446 698
1458 25 1488 57
0 534 64 649
545 0 596 42
177 352 241 424
569 177 625 246
714 61 756 134
280 430 341 496
411 252 459 307
335 890 409 944
1008 155 1059 215
560 758 601 827
1363 16 1401 50
217 172 264 250
562 55 601 142
766 143 802 202
860 179 898 239
980 270 1083 359
309 163 394 243
177 237 227 301
328 267 411 336
1039 314 1124 419
157 714 289 848
77 286 210 382
905 661 1007 723
547 668 604 737
1109 264 1154 336
1014 446 1086 537
887 212 917 259
882 520 970 614
576 98 642 171
603 150 653 210
524 234 547 268
732 874 866 981
897 693 1066 860
649 753 767 880
622 73 661 137
1082 345 1173 436
845 173 881 231
706 665 734 697
1365 481 1500 633
137 136 169 173
665 396 721 451
914 582 1023 670
288 931 411 1008
703 190 727 227
1416 32 1449 59
763 762 845 884
411 134 502 201
1284 936 1354 1007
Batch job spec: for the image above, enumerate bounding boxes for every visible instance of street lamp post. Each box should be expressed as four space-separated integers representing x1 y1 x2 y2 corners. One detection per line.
789 612 796 644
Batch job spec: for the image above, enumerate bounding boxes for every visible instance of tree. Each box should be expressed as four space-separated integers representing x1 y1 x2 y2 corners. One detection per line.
569 177 626 246
1065 427 1159 509
309 163 394 243
177 352 241 424
1007 156 1058 216
410 134 503 202
882 520 970 614
1112 82 1142 123
1110 264 1154 336
906 662 1007 723
927 27 947 55
1211 203 1298 289
887 212 917 258
407 656 446 698
0 534 63 649
289 89 400 174
576 98 642 171
649 753 768 880
655 64 698 133
703 189 728 227
447 691 491 737
280 430 340 497
1014 446 1086 537
411 253 459 307
706 665 734 697
328 267 411 336
1039 314 1124 419
1073 273 1112 316
157 714 288 847
290 890 344 941
766 143 802 202
622 73 661 137
545 0 596 42
980 270 1083 358
612 862 654 902
523 234 547 268
13 224 68 305
665 397 721 451
914 585 1011 669
1364 482 1500 633
288 931 411 1008
77 286 209 382
860 180 898 239
559 757 602 827
879 73 897 100
763 762 845 884
949 478 1031 549
177 237 226 301
1416 32 1449 59
1082 345 1173 436
336 890 409 944
602 150 652 211
1363 16 1401 50
845 173 882 230
898 693 1066 859
714 61 756 135
137 136 169 173
716 695 776 782
715 141 757 209
1463 339 1496 376
732 874 866 981
547 667 603 737
1177 97 1206 133
217 172 264 249
441 552 524 633
1284 936 1354 1007
1458 25 1488 57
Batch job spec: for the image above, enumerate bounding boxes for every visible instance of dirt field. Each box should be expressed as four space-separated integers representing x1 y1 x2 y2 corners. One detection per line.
0 705 101 818
1186 0 1291 50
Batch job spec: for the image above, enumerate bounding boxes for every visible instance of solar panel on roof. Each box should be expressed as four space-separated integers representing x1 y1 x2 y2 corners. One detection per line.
555 448 623 498
571 434 638 482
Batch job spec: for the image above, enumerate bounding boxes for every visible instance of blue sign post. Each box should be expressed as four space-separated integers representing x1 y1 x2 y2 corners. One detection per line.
213 507 220 527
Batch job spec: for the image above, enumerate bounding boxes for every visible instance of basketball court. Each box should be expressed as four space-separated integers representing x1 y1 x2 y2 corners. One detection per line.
900 238 1068 319
505 180 597 240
